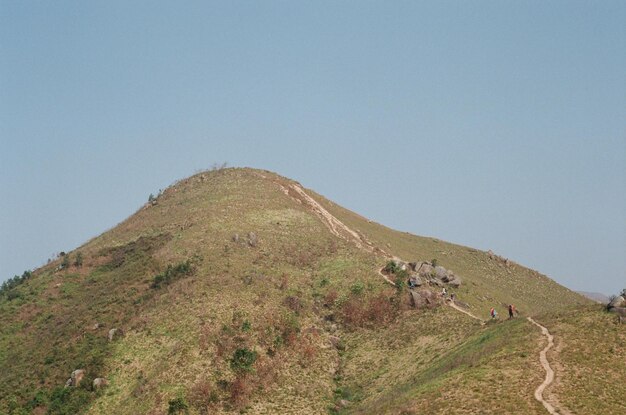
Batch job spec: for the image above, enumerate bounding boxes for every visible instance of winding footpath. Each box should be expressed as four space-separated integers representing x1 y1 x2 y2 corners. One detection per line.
277 180 564 414
527 317 559 415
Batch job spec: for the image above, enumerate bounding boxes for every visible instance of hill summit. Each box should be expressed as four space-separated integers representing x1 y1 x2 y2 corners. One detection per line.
3 167 621 415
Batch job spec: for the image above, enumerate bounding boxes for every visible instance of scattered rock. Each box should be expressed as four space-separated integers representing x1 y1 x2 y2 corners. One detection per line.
65 369 85 387
108 328 120 342
231 233 239 243
92 323 102 330
93 378 108 389
247 232 258 247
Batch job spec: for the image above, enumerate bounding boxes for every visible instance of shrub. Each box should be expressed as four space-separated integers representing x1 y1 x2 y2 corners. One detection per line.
350 282 365 295
189 380 219 413
431 258 438 267
168 396 189 414
283 295 303 314
230 348 257 373
74 252 83 268
241 320 251 332
384 261 399 274
151 260 193 288
229 374 252 408
324 289 338 307
61 254 71 270
0 270 32 299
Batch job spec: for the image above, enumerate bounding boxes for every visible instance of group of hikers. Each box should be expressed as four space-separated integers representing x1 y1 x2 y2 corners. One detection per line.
490 304 518 319
406 276 519 321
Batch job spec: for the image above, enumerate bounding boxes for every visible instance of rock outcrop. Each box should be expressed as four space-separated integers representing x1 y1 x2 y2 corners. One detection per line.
65 369 85 387
410 289 443 309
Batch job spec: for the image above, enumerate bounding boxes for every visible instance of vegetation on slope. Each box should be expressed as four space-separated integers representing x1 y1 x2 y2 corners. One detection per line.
0 168 599 415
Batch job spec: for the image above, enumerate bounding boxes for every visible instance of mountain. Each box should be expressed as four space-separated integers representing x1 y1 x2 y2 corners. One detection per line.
575 291 610 304
2 167 623 415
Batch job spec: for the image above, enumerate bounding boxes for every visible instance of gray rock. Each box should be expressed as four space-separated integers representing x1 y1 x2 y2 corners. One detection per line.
435 266 448 281
410 289 442 309
247 232 258 247
231 233 240 243
66 369 85 387
108 328 119 342
408 275 422 288
449 277 462 288
608 296 626 309
93 378 108 389
417 263 434 277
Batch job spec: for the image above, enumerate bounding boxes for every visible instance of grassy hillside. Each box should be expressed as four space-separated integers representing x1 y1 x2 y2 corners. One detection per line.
0 168 597 415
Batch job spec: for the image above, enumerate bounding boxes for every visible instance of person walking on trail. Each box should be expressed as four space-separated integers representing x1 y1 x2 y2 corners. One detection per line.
490 307 497 319
442 287 447 298
508 304 514 319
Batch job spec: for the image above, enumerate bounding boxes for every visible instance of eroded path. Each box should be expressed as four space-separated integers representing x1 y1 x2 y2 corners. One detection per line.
282 179 565 413
527 317 560 415
448 301 484 324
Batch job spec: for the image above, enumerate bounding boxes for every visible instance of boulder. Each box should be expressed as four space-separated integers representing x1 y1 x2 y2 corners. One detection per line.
608 296 626 309
93 378 108 389
247 232 258 247
417 263 434 277
410 289 442 309
435 266 448 281
449 277 462 288
408 275 423 288
108 328 120 342
66 369 85 387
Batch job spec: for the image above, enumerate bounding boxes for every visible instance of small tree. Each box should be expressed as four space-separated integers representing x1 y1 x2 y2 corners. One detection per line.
60 254 70 270
74 252 83 268
230 348 257 373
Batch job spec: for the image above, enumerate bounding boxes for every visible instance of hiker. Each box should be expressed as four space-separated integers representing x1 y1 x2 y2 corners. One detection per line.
450 293 456 301
441 287 447 298
508 305 514 319
490 307 497 319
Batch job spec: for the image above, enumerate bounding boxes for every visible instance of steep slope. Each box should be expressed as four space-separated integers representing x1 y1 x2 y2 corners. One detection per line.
0 168 592 415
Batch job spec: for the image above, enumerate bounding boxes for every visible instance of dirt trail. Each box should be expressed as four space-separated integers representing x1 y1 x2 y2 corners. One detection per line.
527 317 560 415
448 301 485 324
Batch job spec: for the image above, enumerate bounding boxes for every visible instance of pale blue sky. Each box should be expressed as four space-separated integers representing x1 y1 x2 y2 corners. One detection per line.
1 1 624 295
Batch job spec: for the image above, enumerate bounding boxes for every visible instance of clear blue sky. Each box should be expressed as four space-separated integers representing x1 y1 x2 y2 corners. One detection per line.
1 1 624 295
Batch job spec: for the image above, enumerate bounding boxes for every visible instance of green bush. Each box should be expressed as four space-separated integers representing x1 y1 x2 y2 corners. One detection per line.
168 396 189 414
350 282 365 295
230 348 257 373
61 254 71 270
431 258 438 267
74 252 84 267
384 261 399 274
151 261 193 288
0 270 32 299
